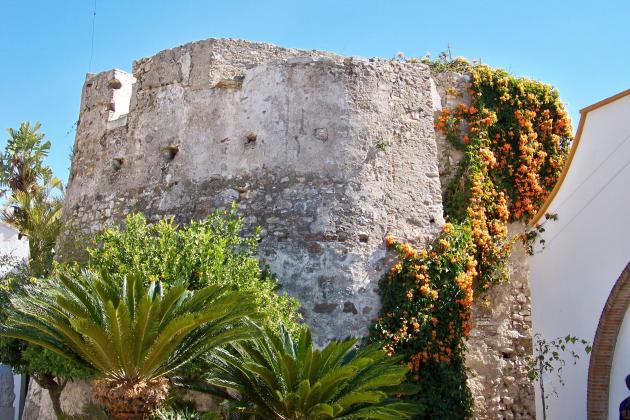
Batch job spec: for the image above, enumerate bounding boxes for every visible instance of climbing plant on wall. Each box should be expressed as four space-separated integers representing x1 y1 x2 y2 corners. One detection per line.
370 57 573 418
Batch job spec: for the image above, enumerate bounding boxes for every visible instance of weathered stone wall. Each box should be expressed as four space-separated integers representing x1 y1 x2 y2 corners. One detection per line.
24 39 534 418
432 71 535 419
0 365 14 420
466 226 535 420
23 379 217 420
60 38 443 345
23 380 93 420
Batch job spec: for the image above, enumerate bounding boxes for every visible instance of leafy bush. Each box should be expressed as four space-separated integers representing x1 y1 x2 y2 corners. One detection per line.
86 211 301 336
194 326 421 419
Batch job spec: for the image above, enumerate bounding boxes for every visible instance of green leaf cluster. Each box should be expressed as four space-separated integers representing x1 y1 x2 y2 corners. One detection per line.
371 225 474 419
2 175 63 277
0 122 86 382
1 268 259 381
196 326 421 419
85 211 301 337
0 121 53 195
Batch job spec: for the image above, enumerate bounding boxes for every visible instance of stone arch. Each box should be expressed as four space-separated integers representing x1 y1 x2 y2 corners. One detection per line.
588 262 630 419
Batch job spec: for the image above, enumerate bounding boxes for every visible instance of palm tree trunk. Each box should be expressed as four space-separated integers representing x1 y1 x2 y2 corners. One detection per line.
92 377 170 420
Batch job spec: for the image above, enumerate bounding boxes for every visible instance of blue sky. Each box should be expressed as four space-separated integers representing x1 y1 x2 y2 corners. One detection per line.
1 0 628 184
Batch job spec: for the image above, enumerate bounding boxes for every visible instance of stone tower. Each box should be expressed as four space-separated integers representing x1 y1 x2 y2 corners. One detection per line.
62 39 444 344
43 39 535 419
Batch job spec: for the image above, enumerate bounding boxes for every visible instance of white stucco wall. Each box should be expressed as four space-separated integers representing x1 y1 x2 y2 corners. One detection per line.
530 93 630 419
0 222 28 269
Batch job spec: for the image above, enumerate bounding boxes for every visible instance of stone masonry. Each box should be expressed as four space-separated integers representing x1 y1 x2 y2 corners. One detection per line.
24 39 534 419
60 38 444 345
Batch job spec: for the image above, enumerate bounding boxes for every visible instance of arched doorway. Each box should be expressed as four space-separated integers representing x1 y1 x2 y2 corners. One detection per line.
588 262 630 419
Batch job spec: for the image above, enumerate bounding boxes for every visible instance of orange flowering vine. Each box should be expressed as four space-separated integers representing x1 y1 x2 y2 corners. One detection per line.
371 59 572 418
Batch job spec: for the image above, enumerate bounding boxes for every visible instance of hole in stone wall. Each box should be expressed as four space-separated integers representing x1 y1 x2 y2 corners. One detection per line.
111 157 124 171
235 184 249 193
160 145 179 161
245 132 257 144
108 79 123 89
213 76 244 89
313 128 329 142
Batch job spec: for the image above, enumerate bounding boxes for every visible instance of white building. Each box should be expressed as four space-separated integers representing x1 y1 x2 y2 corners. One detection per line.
530 88 630 419
0 221 29 272
0 221 29 420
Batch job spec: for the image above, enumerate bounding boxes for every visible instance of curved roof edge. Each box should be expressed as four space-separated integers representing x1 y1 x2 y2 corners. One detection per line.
529 87 630 226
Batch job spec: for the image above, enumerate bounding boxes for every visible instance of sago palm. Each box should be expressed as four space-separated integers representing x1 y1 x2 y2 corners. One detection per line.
0 268 259 419
195 327 422 419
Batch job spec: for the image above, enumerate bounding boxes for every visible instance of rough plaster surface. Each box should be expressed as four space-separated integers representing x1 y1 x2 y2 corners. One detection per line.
25 39 533 418
60 38 443 345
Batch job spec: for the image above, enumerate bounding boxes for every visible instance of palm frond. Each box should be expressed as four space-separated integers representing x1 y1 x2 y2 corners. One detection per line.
199 326 417 419
0 267 258 382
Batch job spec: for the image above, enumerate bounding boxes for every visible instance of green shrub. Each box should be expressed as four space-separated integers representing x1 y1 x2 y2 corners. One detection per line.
194 326 421 419
85 211 301 336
